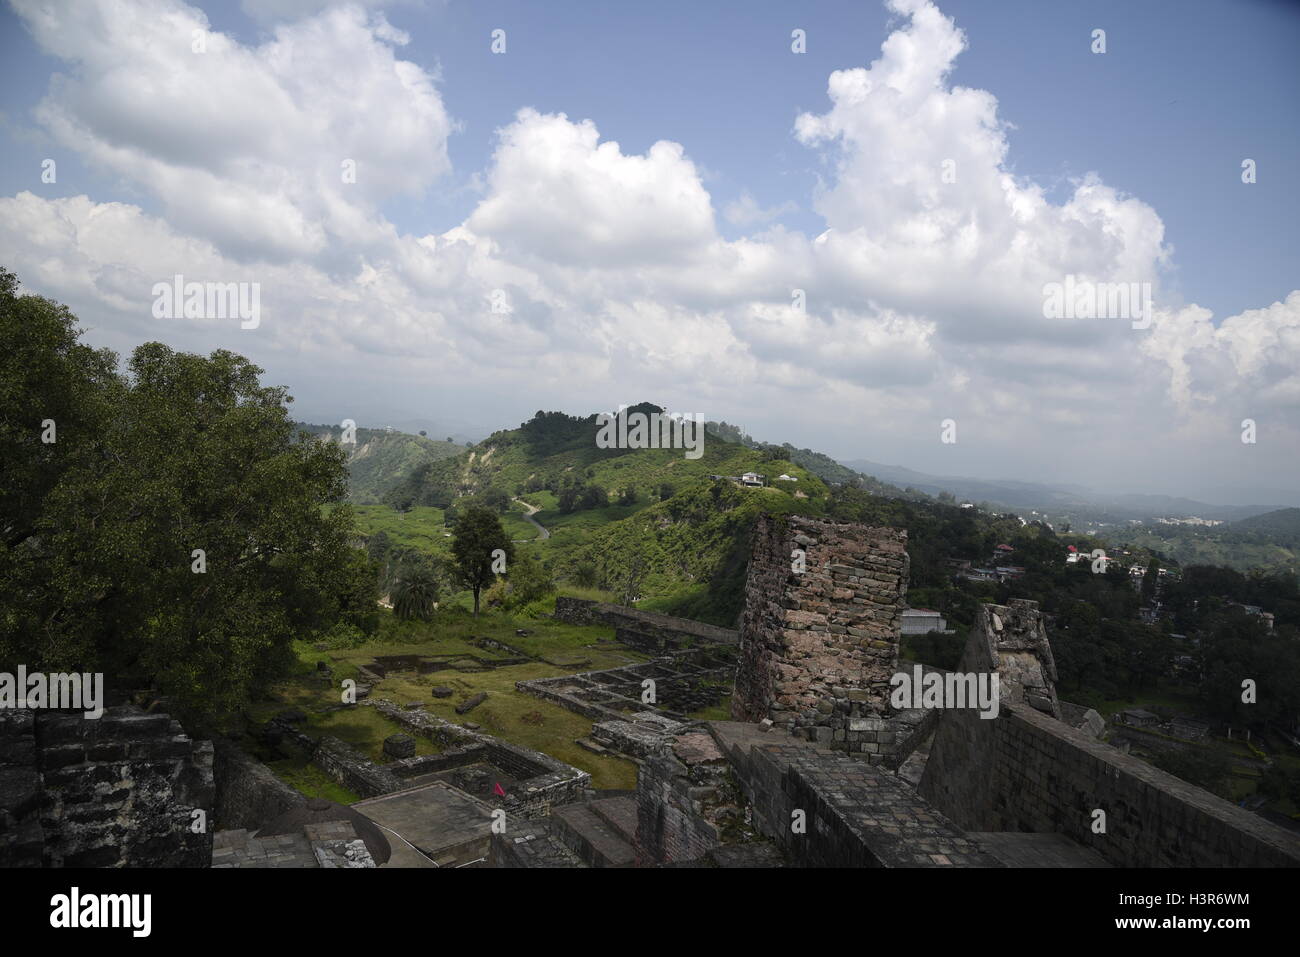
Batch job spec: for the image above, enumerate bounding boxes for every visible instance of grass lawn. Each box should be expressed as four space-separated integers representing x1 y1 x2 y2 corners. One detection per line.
688 702 733 722
534 502 645 533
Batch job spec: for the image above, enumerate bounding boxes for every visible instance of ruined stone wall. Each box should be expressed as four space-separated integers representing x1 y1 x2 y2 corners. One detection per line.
732 515 909 754
971 704 1300 866
213 740 305 831
0 706 214 867
918 600 1056 823
553 596 600 625
313 735 404 797
744 743 996 868
963 600 1060 718
374 699 589 819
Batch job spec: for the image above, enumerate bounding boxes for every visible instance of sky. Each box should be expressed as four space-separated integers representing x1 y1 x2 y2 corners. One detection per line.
1 0 1297 505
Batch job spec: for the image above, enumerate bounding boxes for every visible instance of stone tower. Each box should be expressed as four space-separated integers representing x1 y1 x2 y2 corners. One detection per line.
732 514 909 754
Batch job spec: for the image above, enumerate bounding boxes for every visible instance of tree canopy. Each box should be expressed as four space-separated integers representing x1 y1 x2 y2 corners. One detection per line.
0 268 378 723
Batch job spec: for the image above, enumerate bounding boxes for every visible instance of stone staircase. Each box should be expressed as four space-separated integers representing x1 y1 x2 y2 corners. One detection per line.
490 795 640 868
551 796 638 867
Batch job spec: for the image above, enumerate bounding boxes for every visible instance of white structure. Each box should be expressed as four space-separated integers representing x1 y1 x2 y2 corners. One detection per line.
900 608 953 635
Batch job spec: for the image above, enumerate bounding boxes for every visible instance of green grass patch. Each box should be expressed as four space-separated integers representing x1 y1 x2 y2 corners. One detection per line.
266 757 362 805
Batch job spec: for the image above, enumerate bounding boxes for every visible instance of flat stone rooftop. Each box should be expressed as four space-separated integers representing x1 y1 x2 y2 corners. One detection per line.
354 780 495 868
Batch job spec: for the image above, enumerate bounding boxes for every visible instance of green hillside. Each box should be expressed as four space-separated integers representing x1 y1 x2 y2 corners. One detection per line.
1118 508 1300 575
706 420 917 498
383 404 829 511
360 405 830 623
1228 507 1300 544
296 422 463 503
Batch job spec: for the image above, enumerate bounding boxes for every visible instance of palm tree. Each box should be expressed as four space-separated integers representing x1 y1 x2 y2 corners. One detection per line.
392 564 439 621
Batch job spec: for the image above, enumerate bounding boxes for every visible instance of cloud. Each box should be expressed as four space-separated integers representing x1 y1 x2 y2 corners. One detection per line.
1143 292 1300 415
2 0 1296 494
239 0 426 27
792 0 1170 349
465 108 719 269
13 0 452 267
723 192 798 227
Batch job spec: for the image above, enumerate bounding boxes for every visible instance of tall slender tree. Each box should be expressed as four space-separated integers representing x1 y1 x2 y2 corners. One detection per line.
450 506 513 616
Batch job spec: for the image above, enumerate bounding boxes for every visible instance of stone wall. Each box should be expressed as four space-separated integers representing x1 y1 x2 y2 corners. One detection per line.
961 600 1060 719
0 706 214 868
926 702 1300 867
748 744 995 868
553 596 600 625
213 740 305 831
517 648 735 727
373 699 589 819
732 515 909 753
919 600 1300 868
313 735 404 798
635 731 733 864
553 597 739 649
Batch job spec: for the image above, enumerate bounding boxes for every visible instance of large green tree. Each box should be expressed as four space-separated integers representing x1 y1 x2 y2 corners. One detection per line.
0 269 378 723
504 548 554 608
450 506 513 615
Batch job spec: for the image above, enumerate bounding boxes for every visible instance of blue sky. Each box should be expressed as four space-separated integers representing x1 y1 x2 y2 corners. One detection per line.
1 0 1297 502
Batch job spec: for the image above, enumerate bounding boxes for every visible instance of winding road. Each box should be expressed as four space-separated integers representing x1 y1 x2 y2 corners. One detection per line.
512 498 551 542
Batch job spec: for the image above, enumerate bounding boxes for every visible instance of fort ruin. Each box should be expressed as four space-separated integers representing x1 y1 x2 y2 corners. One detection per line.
4 514 1299 869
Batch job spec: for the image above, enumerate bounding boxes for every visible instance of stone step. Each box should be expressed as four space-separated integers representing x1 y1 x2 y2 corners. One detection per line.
575 737 608 755
493 821 587 867
537 833 586 868
551 803 637 867
588 796 638 846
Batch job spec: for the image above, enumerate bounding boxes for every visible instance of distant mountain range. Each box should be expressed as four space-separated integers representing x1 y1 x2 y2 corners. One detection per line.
842 459 1288 524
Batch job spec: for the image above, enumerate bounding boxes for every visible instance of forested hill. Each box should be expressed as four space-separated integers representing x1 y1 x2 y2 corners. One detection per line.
296 422 462 504
1118 507 1300 576
1228 507 1300 543
705 420 919 499
379 403 831 514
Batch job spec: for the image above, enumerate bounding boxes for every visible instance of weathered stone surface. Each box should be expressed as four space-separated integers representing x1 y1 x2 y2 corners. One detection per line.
733 515 909 754
553 597 737 653
214 740 305 832
0 705 213 868
455 692 487 715
382 733 417 759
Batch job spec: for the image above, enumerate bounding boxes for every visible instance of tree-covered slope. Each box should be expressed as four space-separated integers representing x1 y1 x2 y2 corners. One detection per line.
297 422 462 504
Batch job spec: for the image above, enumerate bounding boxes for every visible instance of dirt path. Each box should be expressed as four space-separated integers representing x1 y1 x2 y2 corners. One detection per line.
512 498 550 541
